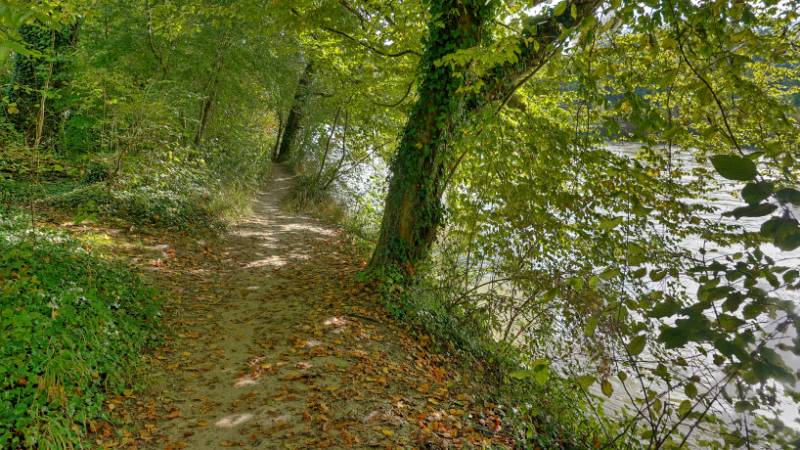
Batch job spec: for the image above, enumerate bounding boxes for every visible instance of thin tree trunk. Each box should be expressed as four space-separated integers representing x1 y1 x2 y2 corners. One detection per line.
194 55 224 146
8 22 78 138
271 110 284 159
194 90 216 145
33 40 55 150
316 107 342 182
274 61 313 163
145 0 168 78
323 109 349 190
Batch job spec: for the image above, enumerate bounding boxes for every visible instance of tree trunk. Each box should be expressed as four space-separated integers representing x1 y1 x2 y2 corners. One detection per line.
7 22 79 141
271 110 284 159
369 0 495 274
274 61 313 163
194 88 216 146
369 0 601 276
194 55 224 146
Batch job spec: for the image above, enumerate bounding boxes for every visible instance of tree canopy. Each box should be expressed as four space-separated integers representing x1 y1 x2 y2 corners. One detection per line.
2 0 800 448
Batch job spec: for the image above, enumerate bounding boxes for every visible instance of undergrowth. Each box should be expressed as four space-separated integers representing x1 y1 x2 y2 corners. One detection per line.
1 144 269 231
0 212 161 449
361 264 619 449
282 173 345 223
281 164 617 448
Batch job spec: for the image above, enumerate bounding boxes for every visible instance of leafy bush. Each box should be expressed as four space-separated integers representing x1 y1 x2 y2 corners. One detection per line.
45 158 226 230
282 174 345 223
372 267 613 449
0 214 160 448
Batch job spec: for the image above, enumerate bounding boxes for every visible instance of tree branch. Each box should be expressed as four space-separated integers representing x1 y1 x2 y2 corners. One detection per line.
371 78 415 107
320 25 421 58
480 0 603 109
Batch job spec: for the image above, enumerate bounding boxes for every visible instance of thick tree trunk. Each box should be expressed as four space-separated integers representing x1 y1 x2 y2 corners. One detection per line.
274 61 313 163
369 0 601 276
369 1 494 273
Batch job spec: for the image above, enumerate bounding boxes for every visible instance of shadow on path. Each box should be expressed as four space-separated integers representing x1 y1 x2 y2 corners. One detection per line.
123 164 511 449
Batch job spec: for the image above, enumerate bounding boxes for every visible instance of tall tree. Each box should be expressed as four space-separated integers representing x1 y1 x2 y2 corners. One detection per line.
369 0 602 274
274 60 313 162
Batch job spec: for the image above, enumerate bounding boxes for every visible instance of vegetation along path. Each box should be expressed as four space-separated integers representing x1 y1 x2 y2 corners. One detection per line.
112 165 510 449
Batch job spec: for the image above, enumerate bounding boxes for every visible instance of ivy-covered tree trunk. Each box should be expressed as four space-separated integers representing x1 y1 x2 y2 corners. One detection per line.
369 0 601 275
368 0 495 272
274 61 313 162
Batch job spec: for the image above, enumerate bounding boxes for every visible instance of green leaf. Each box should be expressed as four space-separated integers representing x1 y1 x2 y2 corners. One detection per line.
553 1 568 17
599 216 623 230
584 316 598 337
601 379 613 397
725 203 777 219
627 335 646 356
649 269 667 282
710 154 757 181
678 399 692 417
648 299 681 318
741 182 773 205
509 370 528 380
775 188 800 206
576 375 595 390
760 217 800 251
532 365 550 385
685 382 697 399
734 400 754 412
783 270 798 284
718 314 745 332
658 326 690 349
600 267 620 280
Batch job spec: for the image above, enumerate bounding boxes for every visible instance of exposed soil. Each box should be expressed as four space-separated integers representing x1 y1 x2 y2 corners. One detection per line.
105 165 512 449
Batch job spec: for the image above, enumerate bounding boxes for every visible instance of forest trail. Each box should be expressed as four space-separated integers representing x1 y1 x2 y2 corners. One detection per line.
117 165 510 449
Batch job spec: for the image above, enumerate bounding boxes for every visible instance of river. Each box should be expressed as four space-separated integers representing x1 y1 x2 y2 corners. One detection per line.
335 141 800 442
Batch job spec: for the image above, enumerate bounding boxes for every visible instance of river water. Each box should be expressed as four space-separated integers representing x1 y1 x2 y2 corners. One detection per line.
593 143 800 440
336 141 800 440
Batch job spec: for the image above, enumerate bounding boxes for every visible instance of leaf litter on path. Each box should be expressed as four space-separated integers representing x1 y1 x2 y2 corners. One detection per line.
99 165 513 449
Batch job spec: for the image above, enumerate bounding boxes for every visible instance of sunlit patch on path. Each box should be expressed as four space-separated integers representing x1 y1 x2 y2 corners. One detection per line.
214 413 253 428
117 164 514 449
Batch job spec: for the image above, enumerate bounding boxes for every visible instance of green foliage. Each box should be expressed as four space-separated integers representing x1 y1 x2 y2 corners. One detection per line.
3 0 800 447
45 155 228 230
0 214 160 448
371 265 616 449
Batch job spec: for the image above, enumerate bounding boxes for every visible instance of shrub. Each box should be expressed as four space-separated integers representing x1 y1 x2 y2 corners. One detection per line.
45 162 225 230
0 214 161 448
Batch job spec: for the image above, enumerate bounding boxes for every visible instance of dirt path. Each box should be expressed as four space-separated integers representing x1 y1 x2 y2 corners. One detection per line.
117 165 511 449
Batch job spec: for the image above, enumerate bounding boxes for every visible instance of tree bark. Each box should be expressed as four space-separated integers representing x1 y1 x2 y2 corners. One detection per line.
271 110 284 159
274 61 313 162
194 55 224 146
369 0 601 276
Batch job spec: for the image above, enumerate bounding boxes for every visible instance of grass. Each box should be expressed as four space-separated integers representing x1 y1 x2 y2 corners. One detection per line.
0 212 161 449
